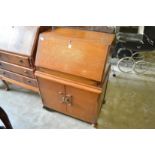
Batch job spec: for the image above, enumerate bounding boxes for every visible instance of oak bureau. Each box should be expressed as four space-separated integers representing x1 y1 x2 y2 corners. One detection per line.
35 28 115 125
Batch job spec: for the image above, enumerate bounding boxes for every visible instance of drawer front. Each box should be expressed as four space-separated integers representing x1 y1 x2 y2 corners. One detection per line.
0 68 38 87
0 61 35 78
0 51 32 68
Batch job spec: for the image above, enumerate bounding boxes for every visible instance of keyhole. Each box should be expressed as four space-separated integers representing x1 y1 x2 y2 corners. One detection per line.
66 98 70 102
68 40 72 48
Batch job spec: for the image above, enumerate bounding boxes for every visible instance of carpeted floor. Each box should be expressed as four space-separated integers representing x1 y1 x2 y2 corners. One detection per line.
0 67 155 129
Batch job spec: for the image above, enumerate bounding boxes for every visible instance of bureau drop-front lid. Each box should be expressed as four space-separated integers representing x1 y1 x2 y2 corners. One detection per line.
35 28 115 82
0 26 39 57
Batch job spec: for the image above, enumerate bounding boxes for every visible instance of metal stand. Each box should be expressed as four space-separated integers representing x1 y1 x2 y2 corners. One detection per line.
111 64 117 77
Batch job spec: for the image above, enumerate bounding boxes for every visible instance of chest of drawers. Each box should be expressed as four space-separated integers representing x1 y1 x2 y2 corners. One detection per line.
35 28 115 124
0 26 40 92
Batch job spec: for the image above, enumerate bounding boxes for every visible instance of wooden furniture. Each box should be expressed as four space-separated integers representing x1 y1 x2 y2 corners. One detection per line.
0 26 40 92
35 28 115 125
0 79 9 90
0 106 13 129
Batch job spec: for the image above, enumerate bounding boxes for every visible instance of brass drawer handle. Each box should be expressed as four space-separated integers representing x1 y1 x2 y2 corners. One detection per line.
19 60 24 63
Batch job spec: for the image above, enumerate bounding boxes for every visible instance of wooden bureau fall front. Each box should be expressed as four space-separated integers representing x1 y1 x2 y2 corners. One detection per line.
35 28 115 124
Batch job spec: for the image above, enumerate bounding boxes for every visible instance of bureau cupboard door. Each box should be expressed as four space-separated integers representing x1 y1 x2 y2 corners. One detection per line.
37 77 66 112
65 86 99 123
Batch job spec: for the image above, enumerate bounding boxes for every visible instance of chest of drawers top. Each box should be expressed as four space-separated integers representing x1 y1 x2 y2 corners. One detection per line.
0 26 39 57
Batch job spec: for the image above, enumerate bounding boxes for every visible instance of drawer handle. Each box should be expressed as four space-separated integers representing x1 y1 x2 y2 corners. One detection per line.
3 72 6 75
19 60 24 63
27 80 32 83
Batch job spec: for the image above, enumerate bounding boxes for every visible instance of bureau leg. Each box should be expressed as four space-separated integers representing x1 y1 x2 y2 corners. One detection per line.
43 106 56 112
2 80 10 91
103 99 106 104
91 122 98 128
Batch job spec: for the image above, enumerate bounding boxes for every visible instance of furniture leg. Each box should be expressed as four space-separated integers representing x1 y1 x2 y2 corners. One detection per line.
43 106 56 112
91 122 98 128
2 80 10 91
0 107 13 129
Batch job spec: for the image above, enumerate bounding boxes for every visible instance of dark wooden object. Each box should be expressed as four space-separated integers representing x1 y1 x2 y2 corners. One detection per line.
0 106 13 129
35 28 115 124
1 79 9 90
